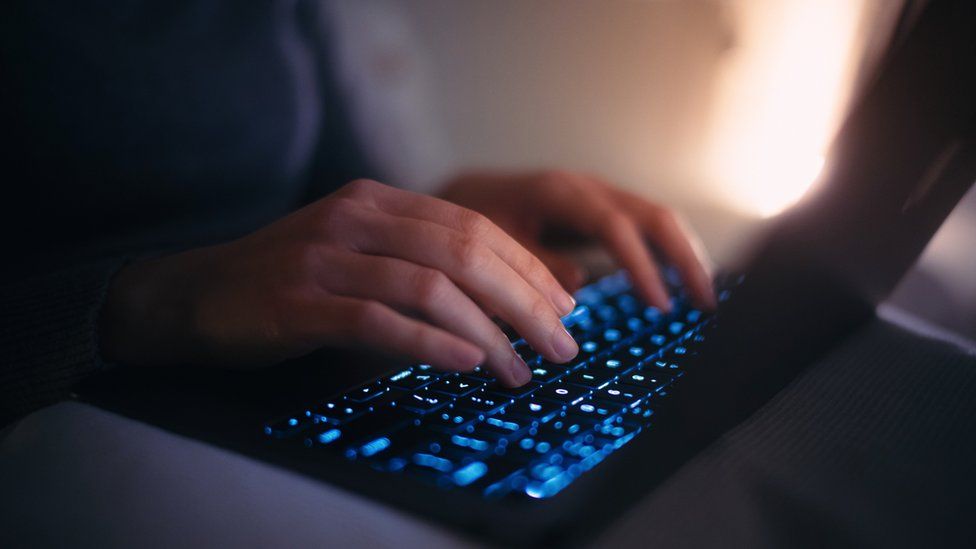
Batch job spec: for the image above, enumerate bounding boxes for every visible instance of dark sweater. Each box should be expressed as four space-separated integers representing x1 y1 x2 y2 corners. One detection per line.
0 1 376 424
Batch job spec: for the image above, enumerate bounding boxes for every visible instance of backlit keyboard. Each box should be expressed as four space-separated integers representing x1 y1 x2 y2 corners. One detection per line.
262 270 737 499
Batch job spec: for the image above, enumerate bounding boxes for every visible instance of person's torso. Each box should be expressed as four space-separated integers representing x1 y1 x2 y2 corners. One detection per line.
2 0 331 267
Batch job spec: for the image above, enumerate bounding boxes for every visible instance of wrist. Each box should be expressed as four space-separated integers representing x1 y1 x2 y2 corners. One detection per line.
99 255 198 366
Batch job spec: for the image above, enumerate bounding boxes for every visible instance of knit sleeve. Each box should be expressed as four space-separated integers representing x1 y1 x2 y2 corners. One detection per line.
0 258 127 426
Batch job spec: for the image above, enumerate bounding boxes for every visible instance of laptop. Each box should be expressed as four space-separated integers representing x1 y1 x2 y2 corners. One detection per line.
75 1 976 546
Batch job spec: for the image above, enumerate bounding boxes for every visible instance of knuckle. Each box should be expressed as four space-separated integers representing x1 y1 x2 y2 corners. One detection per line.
340 178 379 199
457 208 491 237
319 198 360 234
413 268 449 303
600 211 631 236
513 249 545 282
456 239 491 271
539 169 573 185
529 295 556 323
290 244 320 271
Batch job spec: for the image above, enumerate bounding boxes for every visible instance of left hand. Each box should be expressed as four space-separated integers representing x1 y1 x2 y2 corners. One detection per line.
439 170 717 312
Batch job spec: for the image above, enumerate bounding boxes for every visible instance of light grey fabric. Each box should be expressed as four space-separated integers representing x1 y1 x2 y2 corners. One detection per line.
1 318 974 548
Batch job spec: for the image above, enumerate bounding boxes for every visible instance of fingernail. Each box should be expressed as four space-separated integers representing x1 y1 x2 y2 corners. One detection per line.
552 290 576 316
510 355 532 385
551 326 579 362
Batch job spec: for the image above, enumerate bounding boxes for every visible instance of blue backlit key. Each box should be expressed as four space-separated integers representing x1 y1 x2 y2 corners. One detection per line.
506 399 562 423
619 371 670 392
386 369 439 390
569 400 622 423
308 400 370 425
527 364 568 384
264 414 315 438
400 392 450 414
592 385 647 408
563 370 615 390
345 382 388 403
533 384 590 407
423 410 480 432
454 391 509 416
485 381 541 399
428 376 482 397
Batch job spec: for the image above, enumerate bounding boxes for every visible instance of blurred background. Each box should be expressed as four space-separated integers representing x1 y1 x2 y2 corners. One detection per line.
325 0 975 341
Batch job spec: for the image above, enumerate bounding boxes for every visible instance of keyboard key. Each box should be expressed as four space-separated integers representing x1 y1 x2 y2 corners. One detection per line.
528 364 568 384
423 410 480 432
454 391 509 416
589 357 634 376
386 369 439 390
481 415 532 436
647 333 668 347
576 339 602 360
308 400 370 425
592 385 648 408
514 343 540 365
369 387 410 409
534 415 598 441
264 414 315 438
506 399 562 423
399 392 450 414
485 381 541 399
563 369 615 389
499 436 560 464
471 420 529 443
568 400 622 423
594 420 642 441
345 381 388 403
462 367 495 383
478 462 528 498
643 359 681 374
452 461 489 486
411 452 455 473
534 384 590 407
303 426 344 447
356 425 430 461
619 371 669 392
340 409 417 449
449 433 494 453
428 377 482 397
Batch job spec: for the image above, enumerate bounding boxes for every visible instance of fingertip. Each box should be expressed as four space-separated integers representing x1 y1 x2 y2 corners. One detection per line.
452 344 485 372
507 354 532 387
692 274 718 311
639 280 671 314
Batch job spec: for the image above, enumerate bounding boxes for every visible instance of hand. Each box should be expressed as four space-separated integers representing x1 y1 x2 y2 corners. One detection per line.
100 179 579 386
439 170 717 311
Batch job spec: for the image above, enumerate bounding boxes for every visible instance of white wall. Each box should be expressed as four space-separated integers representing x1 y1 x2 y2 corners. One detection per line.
329 0 975 339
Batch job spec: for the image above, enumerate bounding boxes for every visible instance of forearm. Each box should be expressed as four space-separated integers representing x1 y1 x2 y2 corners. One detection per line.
0 258 128 425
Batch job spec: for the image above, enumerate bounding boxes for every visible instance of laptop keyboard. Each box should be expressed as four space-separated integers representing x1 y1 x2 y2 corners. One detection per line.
262 270 738 499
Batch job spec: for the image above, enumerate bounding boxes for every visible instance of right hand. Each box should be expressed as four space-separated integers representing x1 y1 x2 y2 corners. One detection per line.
100 179 579 386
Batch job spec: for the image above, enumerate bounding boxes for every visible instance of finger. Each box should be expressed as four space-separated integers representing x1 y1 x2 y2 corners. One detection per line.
604 186 717 309
534 179 672 310
315 251 531 385
347 209 579 369
524 244 588 294
344 179 575 316
311 295 486 373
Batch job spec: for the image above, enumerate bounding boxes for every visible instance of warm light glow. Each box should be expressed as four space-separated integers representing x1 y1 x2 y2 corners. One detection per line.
706 0 867 218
